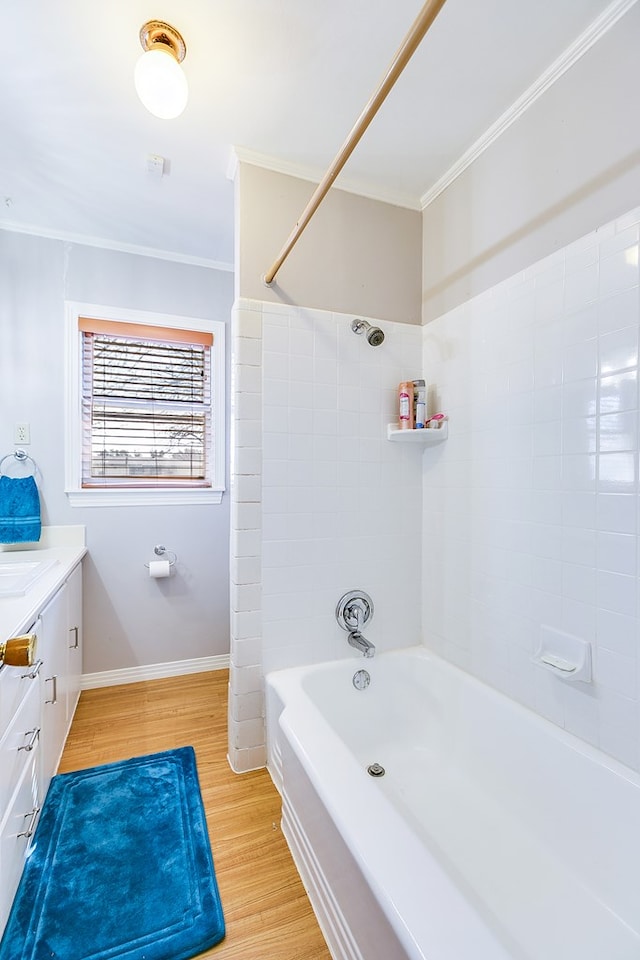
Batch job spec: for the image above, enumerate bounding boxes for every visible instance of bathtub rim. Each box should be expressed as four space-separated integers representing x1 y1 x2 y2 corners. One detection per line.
268 644 640 788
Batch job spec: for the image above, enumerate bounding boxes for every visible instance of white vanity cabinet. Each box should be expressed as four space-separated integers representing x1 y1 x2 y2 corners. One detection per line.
0 656 44 936
66 563 83 725
38 561 83 795
38 584 71 796
0 556 84 936
0 750 39 933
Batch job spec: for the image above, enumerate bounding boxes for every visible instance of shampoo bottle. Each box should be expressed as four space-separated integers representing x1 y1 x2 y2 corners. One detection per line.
398 381 414 429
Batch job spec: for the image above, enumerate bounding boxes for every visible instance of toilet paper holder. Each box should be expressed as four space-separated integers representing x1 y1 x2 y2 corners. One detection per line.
144 544 177 570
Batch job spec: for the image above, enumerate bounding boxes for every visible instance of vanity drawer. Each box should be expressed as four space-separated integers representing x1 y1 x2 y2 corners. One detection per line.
0 681 41 818
0 750 40 935
0 630 41 735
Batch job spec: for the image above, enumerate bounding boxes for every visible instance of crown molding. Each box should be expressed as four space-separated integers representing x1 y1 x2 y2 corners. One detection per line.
226 145 239 182
0 219 234 272
420 0 639 211
232 146 421 211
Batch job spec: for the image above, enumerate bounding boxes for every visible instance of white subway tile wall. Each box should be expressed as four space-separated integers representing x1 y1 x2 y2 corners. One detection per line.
229 301 265 773
229 299 425 768
260 303 424 674
422 205 640 771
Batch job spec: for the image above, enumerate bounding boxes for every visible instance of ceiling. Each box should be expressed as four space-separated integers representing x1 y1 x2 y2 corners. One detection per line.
0 0 622 269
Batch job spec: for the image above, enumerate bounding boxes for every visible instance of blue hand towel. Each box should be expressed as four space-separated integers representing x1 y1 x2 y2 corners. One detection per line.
0 475 41 543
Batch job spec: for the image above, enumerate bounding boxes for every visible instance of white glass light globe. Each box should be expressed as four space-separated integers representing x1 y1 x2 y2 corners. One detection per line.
134 47 188 120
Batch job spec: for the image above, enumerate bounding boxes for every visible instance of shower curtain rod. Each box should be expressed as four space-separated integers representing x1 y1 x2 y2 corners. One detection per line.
263 0 447 286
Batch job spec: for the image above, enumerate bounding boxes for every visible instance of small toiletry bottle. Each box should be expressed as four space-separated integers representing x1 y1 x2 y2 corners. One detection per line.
414 379 426 428
398 381 414 429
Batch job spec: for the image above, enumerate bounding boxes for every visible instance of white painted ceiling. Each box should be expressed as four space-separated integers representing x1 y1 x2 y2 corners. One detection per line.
1 0 620 268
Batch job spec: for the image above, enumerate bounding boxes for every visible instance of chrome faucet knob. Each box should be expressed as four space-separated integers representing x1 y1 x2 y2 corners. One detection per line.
344 601 364 631
336 590 374 632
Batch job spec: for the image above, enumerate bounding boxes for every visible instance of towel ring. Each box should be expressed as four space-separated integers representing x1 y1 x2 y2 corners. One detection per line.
0 450 38 478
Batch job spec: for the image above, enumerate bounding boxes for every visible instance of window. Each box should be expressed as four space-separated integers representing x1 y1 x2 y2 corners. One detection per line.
65 303 225 505
80 318 212 487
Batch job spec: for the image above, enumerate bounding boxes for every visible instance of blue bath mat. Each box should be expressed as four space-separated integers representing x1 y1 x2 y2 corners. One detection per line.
0 747 225 960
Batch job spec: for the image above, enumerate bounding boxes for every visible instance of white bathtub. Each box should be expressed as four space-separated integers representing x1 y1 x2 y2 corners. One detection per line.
266 646 640 960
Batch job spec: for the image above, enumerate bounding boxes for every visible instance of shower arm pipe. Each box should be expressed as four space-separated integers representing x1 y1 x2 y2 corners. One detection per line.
263 0 447 286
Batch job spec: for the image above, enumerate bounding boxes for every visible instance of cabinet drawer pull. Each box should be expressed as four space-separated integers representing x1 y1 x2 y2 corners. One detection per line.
0 633 37 668
45 675 58 705
69 626 79 649
21 659 43 680
18 727 41 753
18 806 41 839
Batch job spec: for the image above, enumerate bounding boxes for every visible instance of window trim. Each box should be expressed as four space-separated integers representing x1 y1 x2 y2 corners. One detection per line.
65 301 225 506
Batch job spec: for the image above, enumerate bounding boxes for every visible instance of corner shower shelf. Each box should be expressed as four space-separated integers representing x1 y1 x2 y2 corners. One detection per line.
386 423 448 443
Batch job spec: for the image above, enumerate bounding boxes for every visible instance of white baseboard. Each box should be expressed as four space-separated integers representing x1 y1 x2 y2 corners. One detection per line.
81 654 230 690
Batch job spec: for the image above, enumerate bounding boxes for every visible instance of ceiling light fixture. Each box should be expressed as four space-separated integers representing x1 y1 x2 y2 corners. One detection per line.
134 20 188 120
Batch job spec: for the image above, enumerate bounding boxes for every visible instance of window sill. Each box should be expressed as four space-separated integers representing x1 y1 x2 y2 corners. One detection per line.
66 488 224 507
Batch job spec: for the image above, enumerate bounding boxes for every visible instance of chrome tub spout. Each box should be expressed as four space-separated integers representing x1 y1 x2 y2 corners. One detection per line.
348 630 375 658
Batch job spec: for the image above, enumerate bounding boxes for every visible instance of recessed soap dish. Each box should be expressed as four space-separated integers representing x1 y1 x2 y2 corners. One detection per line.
533 626 592 683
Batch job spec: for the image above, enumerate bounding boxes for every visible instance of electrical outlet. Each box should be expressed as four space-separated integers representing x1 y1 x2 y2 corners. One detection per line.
14 423 30 444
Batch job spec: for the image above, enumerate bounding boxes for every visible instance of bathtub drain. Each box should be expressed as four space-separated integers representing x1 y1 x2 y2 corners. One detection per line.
367 762 385 777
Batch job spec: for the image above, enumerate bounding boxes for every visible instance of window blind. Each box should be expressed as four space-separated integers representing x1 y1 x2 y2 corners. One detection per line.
81 325 212 488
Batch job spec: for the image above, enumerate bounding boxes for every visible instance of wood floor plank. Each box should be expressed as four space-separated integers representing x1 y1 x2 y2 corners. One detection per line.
59 670 331 960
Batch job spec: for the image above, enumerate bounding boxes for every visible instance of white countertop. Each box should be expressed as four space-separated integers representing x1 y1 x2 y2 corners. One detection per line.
0 526 87 641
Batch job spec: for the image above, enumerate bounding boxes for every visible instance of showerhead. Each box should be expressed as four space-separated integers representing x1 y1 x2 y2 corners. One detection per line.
367 326 385 346
350 318 385 346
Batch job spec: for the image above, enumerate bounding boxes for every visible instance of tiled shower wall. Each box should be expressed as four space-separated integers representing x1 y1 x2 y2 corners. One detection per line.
422 205 640 771
229 299 424 771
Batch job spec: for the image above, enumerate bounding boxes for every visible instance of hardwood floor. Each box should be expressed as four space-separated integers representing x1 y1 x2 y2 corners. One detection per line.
59 670 331 960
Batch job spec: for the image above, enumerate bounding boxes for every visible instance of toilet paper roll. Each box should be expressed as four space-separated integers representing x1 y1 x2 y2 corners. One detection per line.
148 559 171 579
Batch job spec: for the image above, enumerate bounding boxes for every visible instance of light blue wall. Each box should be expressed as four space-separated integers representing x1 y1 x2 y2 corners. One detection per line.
0 230 234 673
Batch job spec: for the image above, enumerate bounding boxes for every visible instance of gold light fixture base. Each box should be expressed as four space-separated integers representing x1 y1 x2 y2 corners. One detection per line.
139 20 186 63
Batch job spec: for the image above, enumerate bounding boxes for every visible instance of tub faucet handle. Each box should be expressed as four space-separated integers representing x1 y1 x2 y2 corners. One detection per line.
336 590 375 657
345 600 364 631
336 591 373 632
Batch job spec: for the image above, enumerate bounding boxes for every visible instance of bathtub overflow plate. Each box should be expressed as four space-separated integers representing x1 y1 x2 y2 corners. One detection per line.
352 669 370 690
367 762 385 777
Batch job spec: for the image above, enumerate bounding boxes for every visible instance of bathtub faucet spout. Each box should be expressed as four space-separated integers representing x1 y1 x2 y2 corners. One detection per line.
336 590 376 658
348 630 375 658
